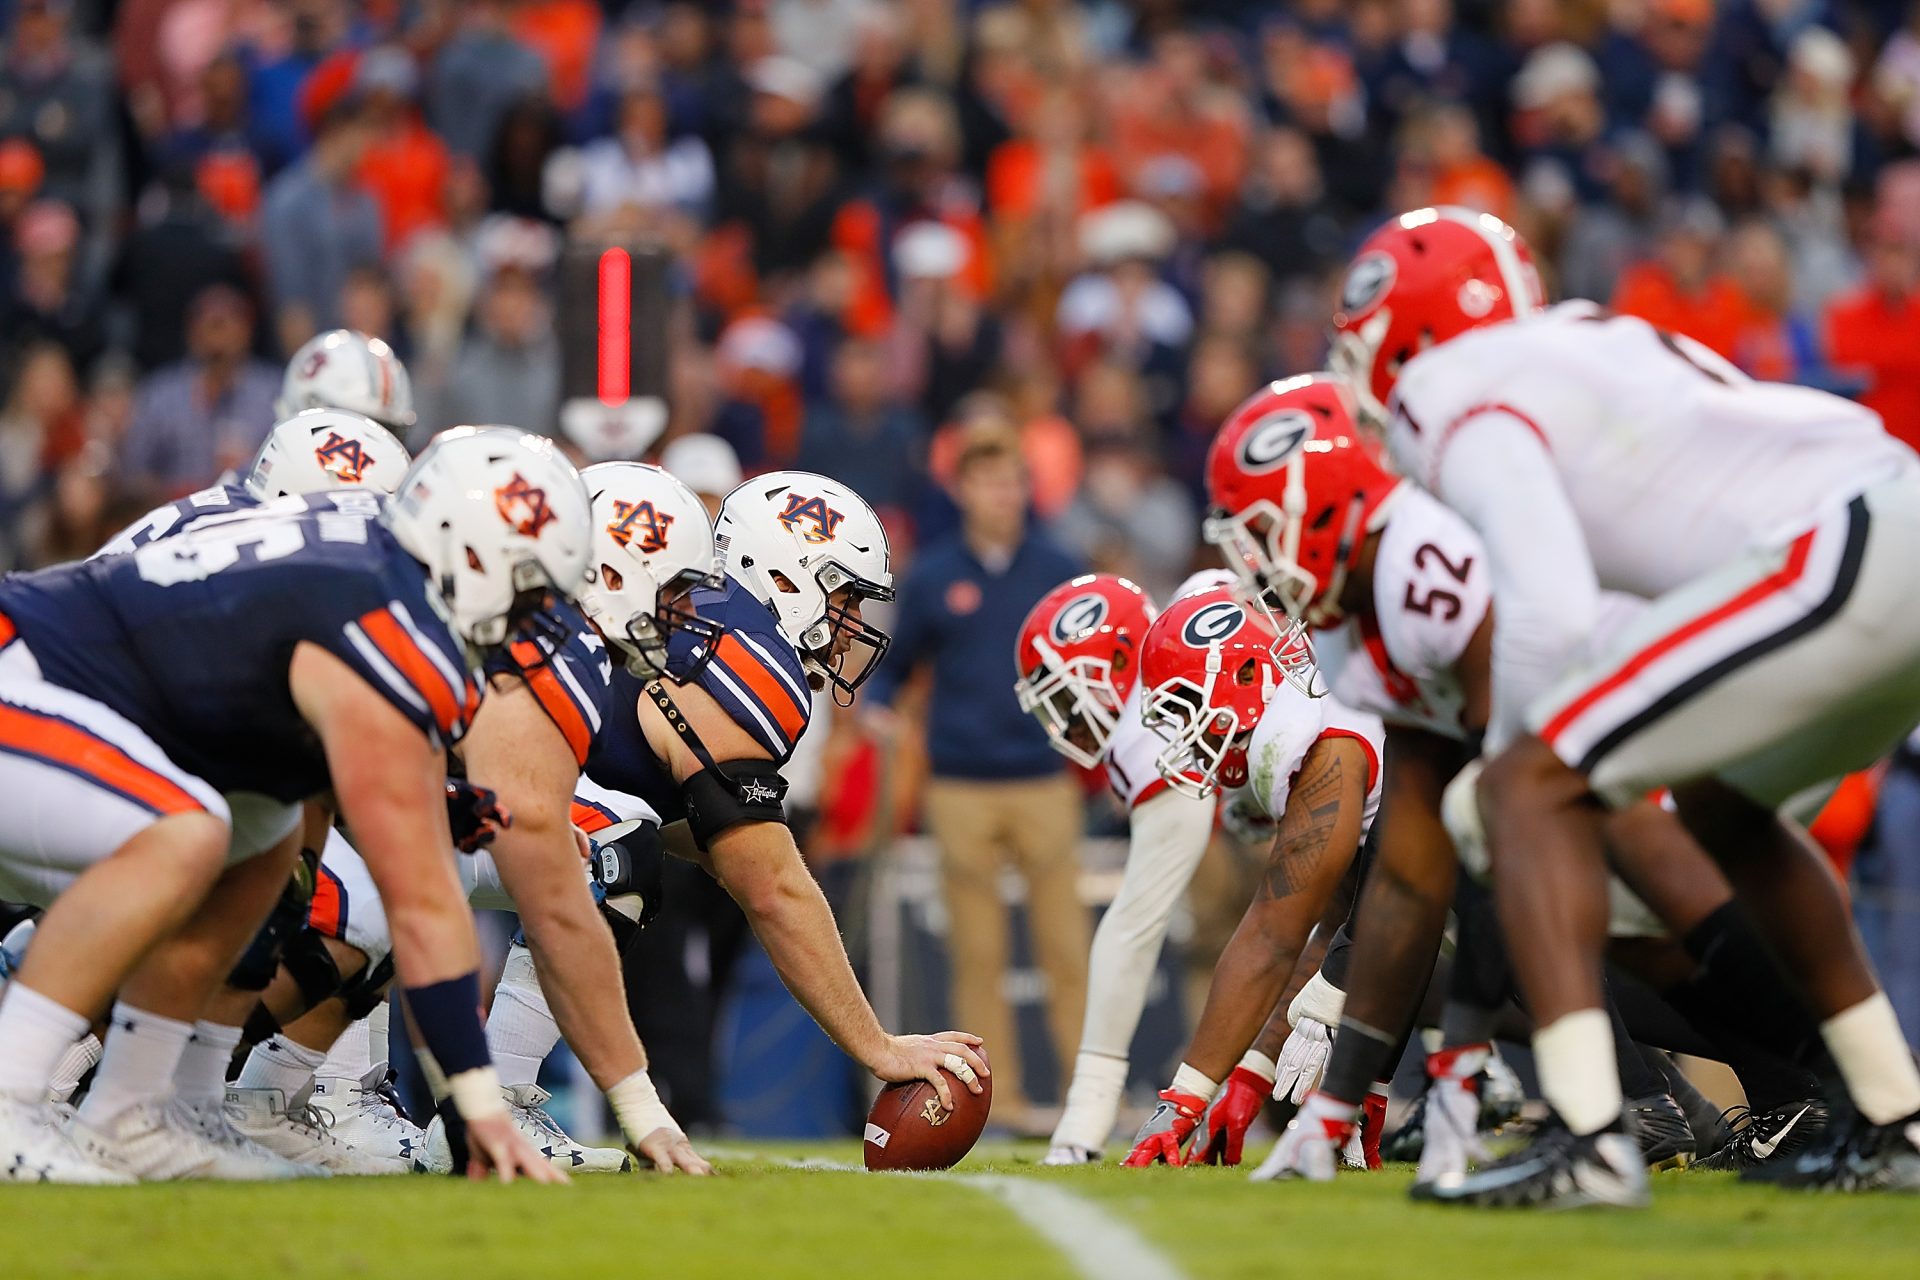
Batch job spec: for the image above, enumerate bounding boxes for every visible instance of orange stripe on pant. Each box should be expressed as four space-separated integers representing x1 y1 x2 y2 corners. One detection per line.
358 608 463 738
510 640 593 764
308 865 344 936
0 701 204 816
570 800 619 834
714 636 806 743
0 611 15 649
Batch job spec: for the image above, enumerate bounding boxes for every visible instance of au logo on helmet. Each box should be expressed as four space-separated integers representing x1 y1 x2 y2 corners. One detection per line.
1182 601 1245 646
1237 410 1313 473
313 431 372 484
777 493 845 544
606 499 674 553
495 473 558 538
1340 251 1396 316
1051 593 1109 644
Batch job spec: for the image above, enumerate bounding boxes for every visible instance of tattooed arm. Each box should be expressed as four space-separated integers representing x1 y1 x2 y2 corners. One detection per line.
1179 737 1371 1083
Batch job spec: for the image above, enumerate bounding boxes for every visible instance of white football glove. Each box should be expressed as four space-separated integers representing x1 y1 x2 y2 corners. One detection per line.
1414 1044 1494 1186
1272 1016 1333 1105
1220 788 1277 846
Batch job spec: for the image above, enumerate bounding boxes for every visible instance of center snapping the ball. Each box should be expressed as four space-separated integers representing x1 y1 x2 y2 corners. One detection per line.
862 1048 992 1171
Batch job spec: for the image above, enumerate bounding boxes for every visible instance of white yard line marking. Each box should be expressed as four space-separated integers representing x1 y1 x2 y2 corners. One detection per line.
701 1149 1188 1280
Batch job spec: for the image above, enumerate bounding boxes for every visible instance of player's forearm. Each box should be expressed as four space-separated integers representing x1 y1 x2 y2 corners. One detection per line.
1181 904 1311 1081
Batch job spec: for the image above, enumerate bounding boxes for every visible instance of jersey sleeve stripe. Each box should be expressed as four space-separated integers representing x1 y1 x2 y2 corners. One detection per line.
734 630 809 704
389 600 473 710
551 654 603 737
704 659 789 753
358 608 463 738
0 700 207 817
714 635 807 742
570 797 621 834
343 620 433 720
1314 727 1381 796
509 639 595 765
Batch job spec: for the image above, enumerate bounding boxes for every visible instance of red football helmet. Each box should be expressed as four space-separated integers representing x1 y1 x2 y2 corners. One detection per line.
1138 587 1317 798
1015 574 1157 768
1203 374 1404 626
1329 206 1544 423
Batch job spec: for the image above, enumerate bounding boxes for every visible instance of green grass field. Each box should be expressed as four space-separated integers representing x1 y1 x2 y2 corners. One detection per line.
3 1142 1917 1280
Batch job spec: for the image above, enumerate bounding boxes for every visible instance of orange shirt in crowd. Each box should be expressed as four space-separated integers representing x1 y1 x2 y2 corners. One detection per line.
1825 285 1920 453
357 117 450 252
984 141 1122 222
830 201 992 336
1432 156 1516 224
1610 263 1755 360
512 0 602 114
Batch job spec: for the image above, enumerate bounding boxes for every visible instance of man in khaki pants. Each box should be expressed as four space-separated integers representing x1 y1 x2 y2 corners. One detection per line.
866 422 1088 1124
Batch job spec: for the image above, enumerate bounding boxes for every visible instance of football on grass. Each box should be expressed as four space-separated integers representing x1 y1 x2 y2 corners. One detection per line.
863 1049 992 1171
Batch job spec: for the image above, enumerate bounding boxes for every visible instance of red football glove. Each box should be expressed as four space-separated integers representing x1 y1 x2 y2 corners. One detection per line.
1190 1064 1275 1166
1122 1089 1207 1167
1361 1085 1388 1170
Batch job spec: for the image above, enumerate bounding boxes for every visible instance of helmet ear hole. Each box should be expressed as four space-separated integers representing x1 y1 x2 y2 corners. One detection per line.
602 563 624 591
769 570 802 595
465 547 485 573
1234 658 1260 686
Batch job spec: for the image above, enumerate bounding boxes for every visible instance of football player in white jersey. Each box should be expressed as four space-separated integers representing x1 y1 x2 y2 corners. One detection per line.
1115 587 1387 1167
1322 206 1920 1205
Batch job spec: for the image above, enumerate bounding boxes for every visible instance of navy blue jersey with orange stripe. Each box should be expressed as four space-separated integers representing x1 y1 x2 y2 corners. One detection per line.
481 600 612 767
0 499 479 801
585 576 811 823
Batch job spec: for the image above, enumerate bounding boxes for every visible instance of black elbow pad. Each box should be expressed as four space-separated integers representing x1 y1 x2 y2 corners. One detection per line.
681 760 790 850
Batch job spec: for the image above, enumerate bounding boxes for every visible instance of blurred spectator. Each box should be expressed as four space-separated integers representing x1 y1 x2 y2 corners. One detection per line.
864 421 1087 1120
1425 102 1516 221
0 138 44 259
1218 127 1343 289
1 199 106 375
1725 217 1824 383
0 0 120 235
1770 27 1863 189
709 313 805 471
488 96 563 223
1050 428 1197 602
1172 334 1262 496
659 432 743 522
772 0 880 84
1110 29 1248 226
1612 197 1751 359
354 47 451 253
1559 132 1668 303
440 256 562 438
1826 214 1920 452
1874 4 1920 153
1259 21 1386 214
1511 42 1610 204
985 84 1120 280
797 337 926 519
820 5 919 174
110 166 250 372
154 51 266 218
241 0 352 175
1057 201 1191 413
0 343 85 567
887 221 1002 426
574 80 716 226
713 54 840 283
119 284 278 500
428 0 551 161
510 0 602 117
260 97 382 354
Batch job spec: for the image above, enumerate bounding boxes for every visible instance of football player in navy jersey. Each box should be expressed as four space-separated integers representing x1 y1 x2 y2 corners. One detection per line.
0 427 586 1184
483 472 991 1116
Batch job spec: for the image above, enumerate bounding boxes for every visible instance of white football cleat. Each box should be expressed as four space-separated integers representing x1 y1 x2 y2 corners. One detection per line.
422 1084 632 1173
67 1099 221 1181
1041 1144 1101 1166
224 1084 391 1176
311 1065 422 1174
173 1096 320 1180
0 1093 134 1184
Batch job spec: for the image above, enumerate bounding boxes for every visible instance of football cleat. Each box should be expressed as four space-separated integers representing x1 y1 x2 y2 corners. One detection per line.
1411 1122 1649 1210
67 1099 221 1181
224 1084 393 1176
1625 1093 1695 1170
1695 1100 1829 1171
312 1065 424 1174
173 1096 321 1180
421 1084 631 1173
1743 1107 1920 1191
0 1093 134 1184
1041 1144 1101 1166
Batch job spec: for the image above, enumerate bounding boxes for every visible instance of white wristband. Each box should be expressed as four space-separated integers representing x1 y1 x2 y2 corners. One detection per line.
608 1068 681 1145
1288 969 1347 1029
1237 1049 1278 1084
448 1066 507 1121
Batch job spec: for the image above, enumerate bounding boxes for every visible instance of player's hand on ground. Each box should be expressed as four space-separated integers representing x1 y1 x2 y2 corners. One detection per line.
1273 1016 1333 1105
632 1127 715 1175
1122 1089 1207 1167
1249 1091 1355 1182
465 1110 570 1185
871 1031 988 1111
1190 1064 1275 1166
1416 1044 1493 1185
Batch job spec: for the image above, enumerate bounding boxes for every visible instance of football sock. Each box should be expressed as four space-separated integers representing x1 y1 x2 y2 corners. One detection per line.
1610 998 1667 1101
174 1020 243 1104
1534 1007 1624 1136
80 1003 193 1123
235 1035 327 1098
1051 1051 1128 1151
315 1015 372 1082
50 1033 102 1105
1821 992 1920 1125
487 944 560 1088
0 982 89 1100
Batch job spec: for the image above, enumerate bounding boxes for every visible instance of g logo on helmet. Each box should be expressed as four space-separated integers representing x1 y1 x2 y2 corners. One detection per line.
495 473 558 538
313 431 371 484
1237 410 1313 474
606 499 673 554
1051 593 1109 645
777 493 845 544
1181 600 1245 647
1340 251 1396 316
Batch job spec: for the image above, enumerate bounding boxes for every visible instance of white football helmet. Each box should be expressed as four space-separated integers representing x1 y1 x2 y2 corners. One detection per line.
580 462 722 677
277 329 417 431
384 427 591 655
714 470 894 700
245 409 412 501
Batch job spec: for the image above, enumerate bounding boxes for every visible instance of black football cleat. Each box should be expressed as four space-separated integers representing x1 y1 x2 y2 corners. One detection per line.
1748 1109 1920 1192
1625 1093 1695 1170
1694 1099 1829 1172
1412 1121 1649 1210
